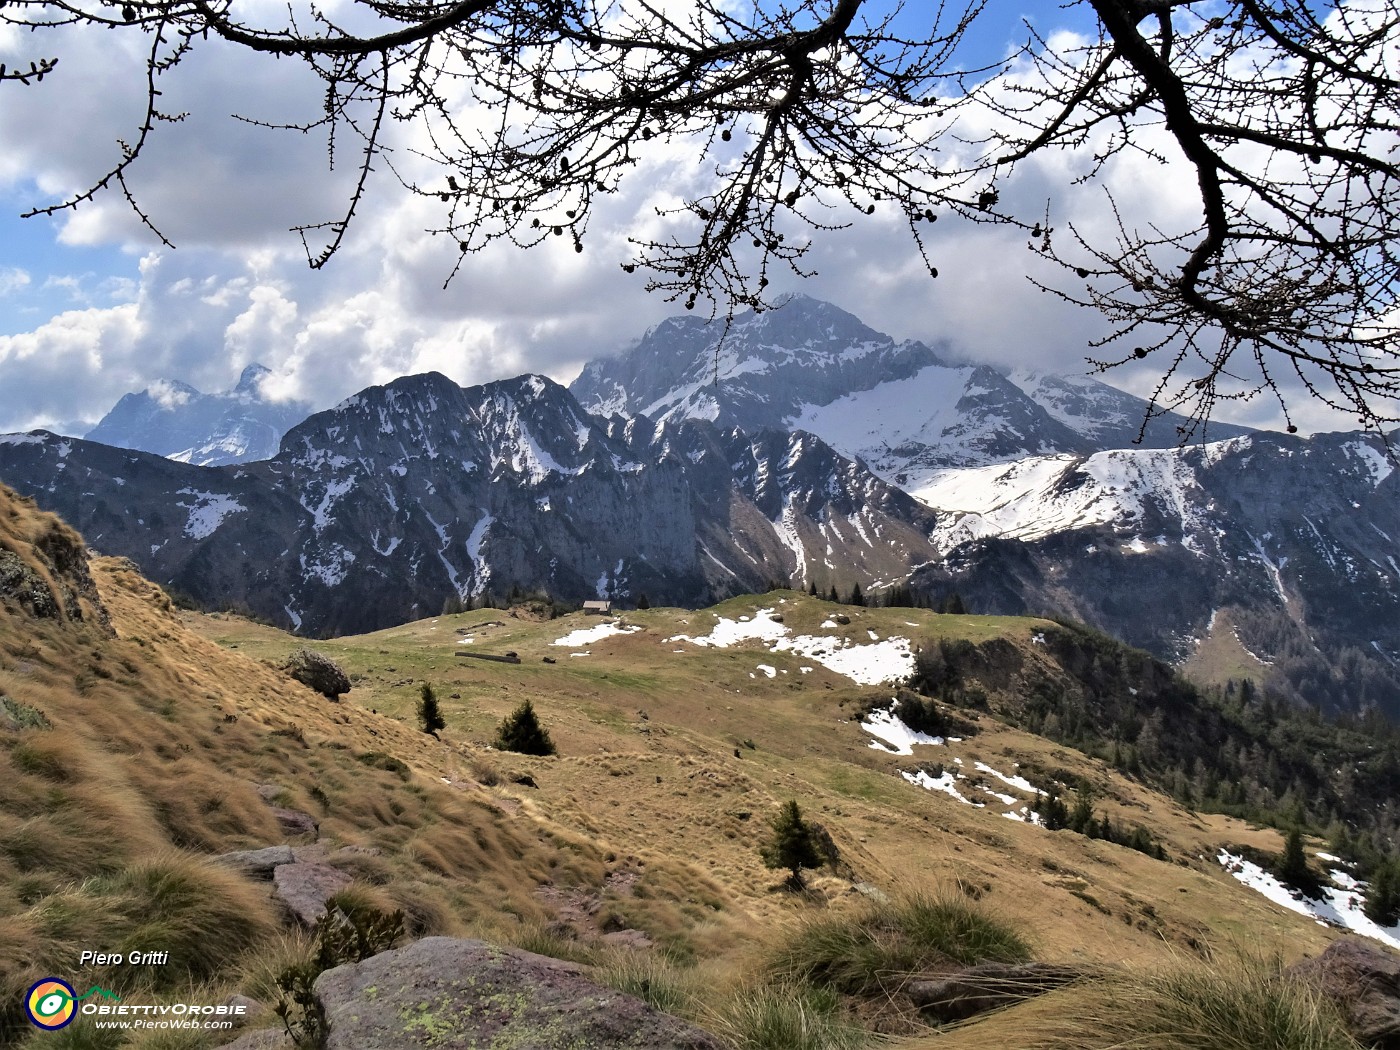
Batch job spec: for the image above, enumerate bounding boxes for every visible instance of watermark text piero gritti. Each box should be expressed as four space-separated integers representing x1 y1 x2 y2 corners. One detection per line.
80 950 169 965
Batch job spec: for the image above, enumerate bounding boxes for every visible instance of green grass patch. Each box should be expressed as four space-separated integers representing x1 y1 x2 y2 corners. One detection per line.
707 982 868 1050
770 892 1031 998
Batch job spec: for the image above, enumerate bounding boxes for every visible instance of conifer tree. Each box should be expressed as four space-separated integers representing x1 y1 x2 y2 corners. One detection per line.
495 699 557 756
848 582 865 607
827 585 839 604
417 683 446 737
942 592 967 615
760 800 823 891
1276 827 1321 898
1365 858 1400 927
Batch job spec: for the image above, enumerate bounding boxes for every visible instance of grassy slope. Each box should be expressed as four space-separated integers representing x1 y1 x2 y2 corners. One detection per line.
188 594 1336 966
0 479 1353 1048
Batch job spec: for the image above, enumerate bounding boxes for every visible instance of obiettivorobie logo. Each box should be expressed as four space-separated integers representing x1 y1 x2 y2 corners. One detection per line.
24 979 120 1030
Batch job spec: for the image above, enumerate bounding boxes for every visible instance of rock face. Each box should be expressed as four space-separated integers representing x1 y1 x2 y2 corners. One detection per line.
272 862 350 927
85 363 312 466
282 649 351 698
313 937 723 1050
1289 936 1400 1049
0 374 943 635
908 431 1400 715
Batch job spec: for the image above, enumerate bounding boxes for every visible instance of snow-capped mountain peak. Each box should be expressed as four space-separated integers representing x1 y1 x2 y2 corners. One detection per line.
85 363 312 466
570 296 1252 487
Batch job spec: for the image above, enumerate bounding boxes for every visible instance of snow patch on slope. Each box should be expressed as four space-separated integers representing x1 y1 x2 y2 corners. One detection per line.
1218 850 1400 951
861 706 943 754
178 490 246 540
553 622 642 647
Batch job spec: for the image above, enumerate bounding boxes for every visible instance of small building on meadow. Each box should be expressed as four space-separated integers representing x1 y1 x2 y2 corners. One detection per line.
582 600 612 615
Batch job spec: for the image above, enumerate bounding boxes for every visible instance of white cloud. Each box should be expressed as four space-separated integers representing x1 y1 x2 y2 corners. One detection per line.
0 267 29 297
148 379 193 410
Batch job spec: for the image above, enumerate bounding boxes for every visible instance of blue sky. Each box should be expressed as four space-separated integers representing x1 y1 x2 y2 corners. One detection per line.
0 184 138 338
0 0 1363 437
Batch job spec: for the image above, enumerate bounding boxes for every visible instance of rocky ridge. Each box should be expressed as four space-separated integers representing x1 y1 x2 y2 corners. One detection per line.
0 373 942 635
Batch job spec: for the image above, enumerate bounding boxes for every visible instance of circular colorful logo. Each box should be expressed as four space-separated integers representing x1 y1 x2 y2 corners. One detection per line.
25 978 77 1030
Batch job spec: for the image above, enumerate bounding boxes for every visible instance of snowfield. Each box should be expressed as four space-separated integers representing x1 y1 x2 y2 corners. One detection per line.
552 622 642 647
668 608 914 685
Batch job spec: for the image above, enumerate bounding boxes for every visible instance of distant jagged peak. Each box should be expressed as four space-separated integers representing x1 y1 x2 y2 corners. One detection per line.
85 362 313 466
234 363 274 398
142 378 201 410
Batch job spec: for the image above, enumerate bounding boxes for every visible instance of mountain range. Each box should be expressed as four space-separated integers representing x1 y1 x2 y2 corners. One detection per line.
84 363 312 466
2 296 1396 713
0 372 942 635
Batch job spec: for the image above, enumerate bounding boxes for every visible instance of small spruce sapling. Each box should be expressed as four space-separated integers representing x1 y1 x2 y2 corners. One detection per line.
495 698 556 756
1276 826 1322 899
417 683 445 737
1365 858 1400 927
760 800 823 891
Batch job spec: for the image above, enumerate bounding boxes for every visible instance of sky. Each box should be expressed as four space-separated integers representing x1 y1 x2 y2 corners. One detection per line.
0 0 1368 438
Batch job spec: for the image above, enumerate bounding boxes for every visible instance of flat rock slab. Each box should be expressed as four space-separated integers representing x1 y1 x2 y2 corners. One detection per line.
314 937 723 1049
215 845 295 879
273 862 351 927
1289 936 1400 1049
909 962 1092 1023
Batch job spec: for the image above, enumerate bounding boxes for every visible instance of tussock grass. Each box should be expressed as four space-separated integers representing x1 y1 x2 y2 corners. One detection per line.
15 1023 127 1050
0 851 279 1002
769 892 1031 998
236 928 318 1005
507 919 600 965
593 948 706 1017
707 982 869 1050
933 954 1362 1050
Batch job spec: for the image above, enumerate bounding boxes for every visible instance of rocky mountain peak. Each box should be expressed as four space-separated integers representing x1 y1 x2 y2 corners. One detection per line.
84 364 313 466
572 297 1253 483
234 363 274 396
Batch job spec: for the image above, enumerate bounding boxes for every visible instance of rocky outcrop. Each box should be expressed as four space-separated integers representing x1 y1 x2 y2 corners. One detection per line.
313 937 723 1049
272 863 351 927
215 845 295 879
282 649 351 699
1289 936 1400 1049
0 486 110 631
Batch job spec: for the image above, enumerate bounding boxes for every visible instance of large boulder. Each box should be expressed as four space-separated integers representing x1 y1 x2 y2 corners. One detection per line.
314 937 723 1049
1289 936 1400 1049
282 648 351 699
